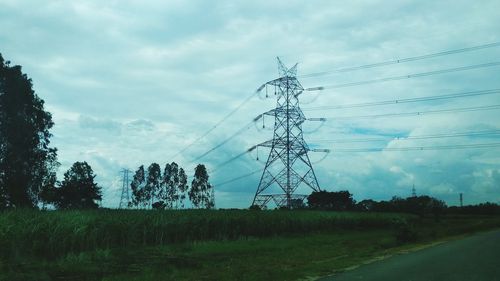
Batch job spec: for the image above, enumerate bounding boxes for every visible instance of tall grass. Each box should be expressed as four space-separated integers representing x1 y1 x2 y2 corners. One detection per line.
0 209 413 259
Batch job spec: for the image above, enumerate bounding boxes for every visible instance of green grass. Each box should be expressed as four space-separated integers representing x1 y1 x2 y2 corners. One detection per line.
1 210 499 281
0 209 412 260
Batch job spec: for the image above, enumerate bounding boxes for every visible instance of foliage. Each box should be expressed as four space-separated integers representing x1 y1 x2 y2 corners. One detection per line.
307 190 356 211
130 162 191 209
145 163 161 208
0 209 411 261
361 195 447 217
447 202 500 215
2 211 500 281
51 161 102 209
130 165 145 208
177 167 188 208
0 53 58 209
189 164 214 209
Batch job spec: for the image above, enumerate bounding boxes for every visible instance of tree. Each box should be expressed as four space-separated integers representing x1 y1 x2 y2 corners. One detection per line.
130 165 146 208
307 190 356 211
189 164 213 209
177 167 188 209
0 54 58 209
162 162 180 209
52 161 101 209
146 163 161 208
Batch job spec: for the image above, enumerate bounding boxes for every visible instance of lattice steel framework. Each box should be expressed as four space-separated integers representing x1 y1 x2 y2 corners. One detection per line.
252 58 322 209
119 168 131 209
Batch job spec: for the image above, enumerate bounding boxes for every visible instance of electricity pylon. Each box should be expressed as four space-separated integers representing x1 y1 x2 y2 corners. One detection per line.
119 168 131 209
252 58 328 209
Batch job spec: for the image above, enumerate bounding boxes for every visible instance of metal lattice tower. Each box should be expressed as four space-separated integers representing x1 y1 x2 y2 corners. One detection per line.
119 168 131 209
252 58 326 209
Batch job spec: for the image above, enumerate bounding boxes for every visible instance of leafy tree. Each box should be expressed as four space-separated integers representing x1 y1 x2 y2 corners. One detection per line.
52 161 101 209
307 190 356 211
0 53 58 209
130 165 146 208
146 163 161 208
189 164 213 209
177 167 188 209
162 162 180 209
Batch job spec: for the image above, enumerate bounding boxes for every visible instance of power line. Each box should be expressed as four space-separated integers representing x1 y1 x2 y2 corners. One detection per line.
302 89 500 111
309 129 500 144
191 119 256 163
325 104 500 120
333 142 500 152
170 90 258 160
306 62 500 91
211 145 257 173
299 41 500 78
213 168 263 187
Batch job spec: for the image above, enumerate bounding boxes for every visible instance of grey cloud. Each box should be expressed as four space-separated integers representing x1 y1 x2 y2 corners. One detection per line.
1 0 499 208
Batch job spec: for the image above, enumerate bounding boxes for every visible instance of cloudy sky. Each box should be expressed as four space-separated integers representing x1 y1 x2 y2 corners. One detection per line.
1 0 499 208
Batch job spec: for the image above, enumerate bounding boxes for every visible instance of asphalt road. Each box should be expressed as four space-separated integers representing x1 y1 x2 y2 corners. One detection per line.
319 230 500 281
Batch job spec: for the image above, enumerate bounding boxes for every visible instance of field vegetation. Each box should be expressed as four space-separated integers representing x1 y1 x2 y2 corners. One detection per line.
1 209 499 281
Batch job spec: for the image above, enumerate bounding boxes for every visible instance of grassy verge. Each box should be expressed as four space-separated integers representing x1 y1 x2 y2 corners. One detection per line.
1 210 499 281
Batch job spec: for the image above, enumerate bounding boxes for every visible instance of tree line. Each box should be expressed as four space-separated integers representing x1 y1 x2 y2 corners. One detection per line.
307 190 446 217
306 190 500 216
129 162 214 209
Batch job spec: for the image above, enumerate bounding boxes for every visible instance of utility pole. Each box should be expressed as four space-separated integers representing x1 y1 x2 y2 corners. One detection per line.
460 193 463 207
251 58 328 209
119 168 131 209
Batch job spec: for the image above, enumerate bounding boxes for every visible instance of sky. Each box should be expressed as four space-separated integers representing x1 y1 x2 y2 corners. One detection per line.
1 0 499 208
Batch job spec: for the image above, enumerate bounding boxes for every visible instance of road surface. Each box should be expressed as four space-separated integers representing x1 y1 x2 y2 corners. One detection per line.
319 230 500 281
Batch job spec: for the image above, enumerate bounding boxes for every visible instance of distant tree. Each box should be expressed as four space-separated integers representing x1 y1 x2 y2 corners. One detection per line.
52 161 101 209
189 164 213 209
146 163 161 208
307 190 355 211
448 202 500 215
0 53 58 209
177 167 188 208
130 165 146 208
162 162 180 209
369 195 446 218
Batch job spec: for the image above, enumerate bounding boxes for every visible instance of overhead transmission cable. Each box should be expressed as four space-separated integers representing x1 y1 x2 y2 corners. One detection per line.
333 142 500 153
302 89 500 111
306 62 500 92
323 104 500 120
212 141 500 187
213 168 263 187
191 118 259 163
170 90 259 160
299 41 500 78
211 146 257 173
309 129 500 144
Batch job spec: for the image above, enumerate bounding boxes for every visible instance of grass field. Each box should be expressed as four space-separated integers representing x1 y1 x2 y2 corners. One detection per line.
1 210 499 281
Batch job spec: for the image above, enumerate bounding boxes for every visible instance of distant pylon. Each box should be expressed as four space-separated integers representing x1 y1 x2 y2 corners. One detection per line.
119 168 131 209
411 184 417 197
251 58 328 209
